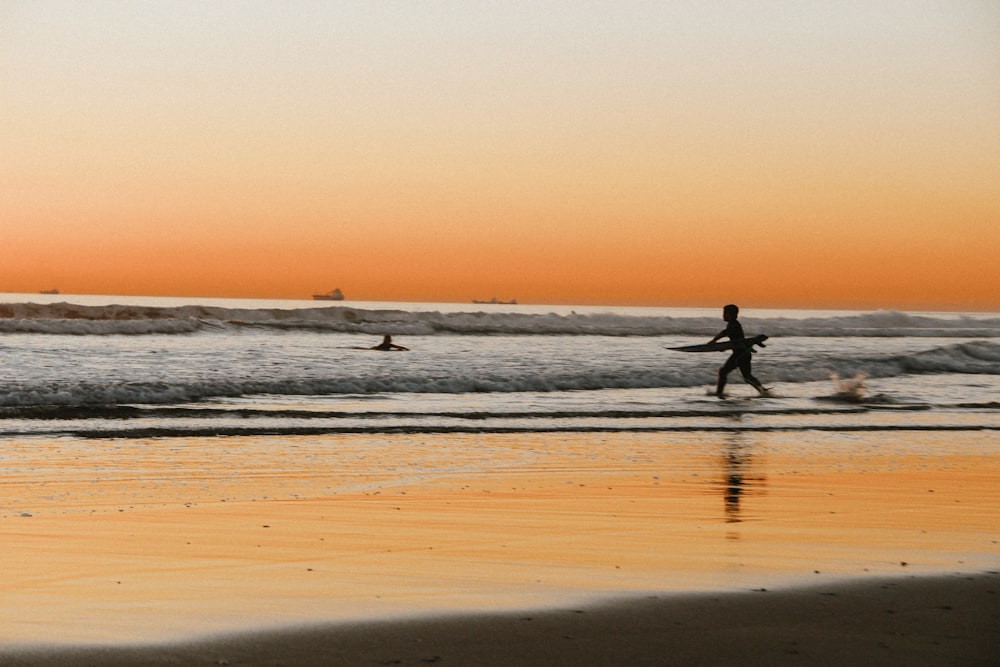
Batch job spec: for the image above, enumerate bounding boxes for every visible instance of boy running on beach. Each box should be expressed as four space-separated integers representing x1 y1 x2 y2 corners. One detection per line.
709 304 767 398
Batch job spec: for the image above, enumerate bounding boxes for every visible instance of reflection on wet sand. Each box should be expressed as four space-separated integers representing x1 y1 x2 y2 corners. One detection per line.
720 433 766 530
1 430 998 644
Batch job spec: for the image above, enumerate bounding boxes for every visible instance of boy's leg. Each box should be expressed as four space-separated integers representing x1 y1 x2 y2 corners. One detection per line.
716 355 738 397
738 357 767 394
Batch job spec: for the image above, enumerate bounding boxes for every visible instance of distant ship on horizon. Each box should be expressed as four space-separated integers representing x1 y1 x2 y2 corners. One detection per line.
40 288 60 295
472 297 517 305
312 288 344 301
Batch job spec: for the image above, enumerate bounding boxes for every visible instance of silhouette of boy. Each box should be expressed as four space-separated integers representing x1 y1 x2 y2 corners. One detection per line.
709 304 767 398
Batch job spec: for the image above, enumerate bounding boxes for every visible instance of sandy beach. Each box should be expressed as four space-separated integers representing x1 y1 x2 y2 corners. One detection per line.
2 430 998 663
3 574 997 666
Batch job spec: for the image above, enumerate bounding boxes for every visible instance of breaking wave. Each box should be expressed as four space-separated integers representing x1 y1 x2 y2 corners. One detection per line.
766 341 1000 385
1 302 998 337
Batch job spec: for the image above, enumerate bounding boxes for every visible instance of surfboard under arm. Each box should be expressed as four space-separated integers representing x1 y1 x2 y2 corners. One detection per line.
668 334 769 353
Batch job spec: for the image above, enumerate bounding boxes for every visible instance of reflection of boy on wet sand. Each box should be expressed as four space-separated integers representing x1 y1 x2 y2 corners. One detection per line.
709 304 767 398
371 335 408 351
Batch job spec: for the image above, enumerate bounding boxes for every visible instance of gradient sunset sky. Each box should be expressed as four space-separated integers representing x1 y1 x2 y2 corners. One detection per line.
2 2 998 309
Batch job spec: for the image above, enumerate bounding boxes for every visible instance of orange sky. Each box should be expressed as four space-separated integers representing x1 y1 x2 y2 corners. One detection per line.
2 2 998 310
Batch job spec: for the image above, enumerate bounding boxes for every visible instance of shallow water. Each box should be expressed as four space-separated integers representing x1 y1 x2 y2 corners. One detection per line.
1 295 998 438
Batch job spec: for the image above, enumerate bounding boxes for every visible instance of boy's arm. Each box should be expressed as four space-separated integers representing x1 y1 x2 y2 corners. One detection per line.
709 329 727 343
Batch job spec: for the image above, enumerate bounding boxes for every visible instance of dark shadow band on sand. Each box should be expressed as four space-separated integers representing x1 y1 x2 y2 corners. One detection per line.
4 572 998 667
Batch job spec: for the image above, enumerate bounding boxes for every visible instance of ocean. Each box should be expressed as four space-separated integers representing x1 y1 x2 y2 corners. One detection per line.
2 293 999 643
1 294 998 442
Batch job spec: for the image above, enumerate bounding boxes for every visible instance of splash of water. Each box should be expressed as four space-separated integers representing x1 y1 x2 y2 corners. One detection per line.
830 372 868 402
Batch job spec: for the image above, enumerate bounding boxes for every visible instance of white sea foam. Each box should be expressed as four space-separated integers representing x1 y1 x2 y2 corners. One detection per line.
0 341 996 408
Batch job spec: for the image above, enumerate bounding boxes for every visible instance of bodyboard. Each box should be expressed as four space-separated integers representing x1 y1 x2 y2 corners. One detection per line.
669 334 768 353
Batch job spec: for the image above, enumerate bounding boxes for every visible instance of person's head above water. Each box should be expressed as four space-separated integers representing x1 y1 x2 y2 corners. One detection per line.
723 304 739 321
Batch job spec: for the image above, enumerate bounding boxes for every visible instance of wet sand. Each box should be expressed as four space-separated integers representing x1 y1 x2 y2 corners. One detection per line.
1 431 998 662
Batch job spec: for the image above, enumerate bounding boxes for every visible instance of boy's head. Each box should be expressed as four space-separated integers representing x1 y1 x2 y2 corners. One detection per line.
723 304 739 321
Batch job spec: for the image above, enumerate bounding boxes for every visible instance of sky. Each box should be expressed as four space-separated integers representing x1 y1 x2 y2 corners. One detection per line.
2 1 998 310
